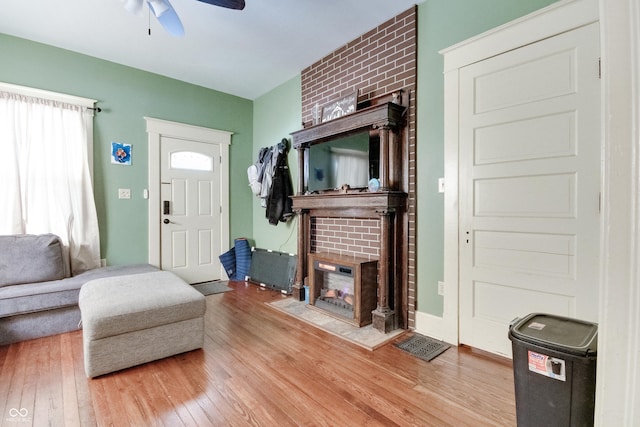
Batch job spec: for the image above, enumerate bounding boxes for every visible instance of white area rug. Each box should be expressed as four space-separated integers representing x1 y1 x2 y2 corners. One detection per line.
267 297 406 351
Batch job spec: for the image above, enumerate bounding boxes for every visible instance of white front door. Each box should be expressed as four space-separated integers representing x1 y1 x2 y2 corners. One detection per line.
458 22 601 357
160 137 222 284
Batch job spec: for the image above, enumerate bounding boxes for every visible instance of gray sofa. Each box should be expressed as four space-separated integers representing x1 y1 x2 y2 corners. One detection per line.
0 234 158 345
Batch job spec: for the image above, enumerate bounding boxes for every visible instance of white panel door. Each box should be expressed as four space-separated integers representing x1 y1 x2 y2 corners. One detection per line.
161 137 221 284
459 22 601 357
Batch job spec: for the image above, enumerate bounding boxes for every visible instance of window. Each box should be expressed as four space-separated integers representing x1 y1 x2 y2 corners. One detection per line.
170 151 214 171
0 82 100 275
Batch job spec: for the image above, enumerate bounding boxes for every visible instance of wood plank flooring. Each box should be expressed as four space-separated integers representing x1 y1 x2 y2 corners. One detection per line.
0 281 517 426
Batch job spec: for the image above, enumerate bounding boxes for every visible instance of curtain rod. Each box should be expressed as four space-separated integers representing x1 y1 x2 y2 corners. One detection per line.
87 106 102 113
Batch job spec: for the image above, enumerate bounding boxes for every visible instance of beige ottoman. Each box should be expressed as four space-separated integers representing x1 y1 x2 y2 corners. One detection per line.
79 271 206 378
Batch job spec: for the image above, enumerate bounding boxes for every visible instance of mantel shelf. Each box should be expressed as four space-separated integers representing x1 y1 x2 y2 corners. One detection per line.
291 102 406 148
291 191 406 212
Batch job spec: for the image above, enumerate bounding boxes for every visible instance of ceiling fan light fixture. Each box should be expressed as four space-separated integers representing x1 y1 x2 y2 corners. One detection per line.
123 0 144 15
147 0 170 17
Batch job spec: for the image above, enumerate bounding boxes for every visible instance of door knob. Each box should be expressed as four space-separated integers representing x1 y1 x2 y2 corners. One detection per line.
163 218 170 224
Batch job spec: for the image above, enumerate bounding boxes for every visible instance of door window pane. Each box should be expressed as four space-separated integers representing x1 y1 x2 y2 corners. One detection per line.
170 151 213 171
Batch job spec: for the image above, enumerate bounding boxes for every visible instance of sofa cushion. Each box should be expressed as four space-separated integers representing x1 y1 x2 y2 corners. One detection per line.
0 264 158 318
0 234 66 287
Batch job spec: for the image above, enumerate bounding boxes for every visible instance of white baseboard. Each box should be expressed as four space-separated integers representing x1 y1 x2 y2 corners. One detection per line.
414 311 455 345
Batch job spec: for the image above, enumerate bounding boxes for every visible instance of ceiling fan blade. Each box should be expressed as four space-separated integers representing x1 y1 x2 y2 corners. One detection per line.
196 0 245 11
148 0 170 16
148 0 184 36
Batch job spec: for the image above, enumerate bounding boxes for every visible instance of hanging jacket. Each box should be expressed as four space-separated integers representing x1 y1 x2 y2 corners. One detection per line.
258 145 279 208
266 139 294 225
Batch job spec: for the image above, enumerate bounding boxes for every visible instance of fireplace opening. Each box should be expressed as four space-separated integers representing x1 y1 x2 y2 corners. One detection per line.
308 253 377 327
315 262 356 319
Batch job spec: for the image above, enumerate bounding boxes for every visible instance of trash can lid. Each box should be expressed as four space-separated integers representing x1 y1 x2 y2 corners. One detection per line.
509 313 597 357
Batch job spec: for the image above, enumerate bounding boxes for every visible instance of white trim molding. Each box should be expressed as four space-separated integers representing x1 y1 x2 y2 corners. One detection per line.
145 117 233 274
440 0 599 73
595 0 640 424
414 311 445 342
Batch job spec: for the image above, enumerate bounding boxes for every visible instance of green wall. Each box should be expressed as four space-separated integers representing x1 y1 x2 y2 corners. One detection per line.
2 0 560 313
0 34 254 265
415 0 560 316
251 76 301 254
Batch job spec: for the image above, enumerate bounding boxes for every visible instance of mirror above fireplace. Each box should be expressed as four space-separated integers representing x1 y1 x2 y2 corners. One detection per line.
291 101 406 195
306 132 380 193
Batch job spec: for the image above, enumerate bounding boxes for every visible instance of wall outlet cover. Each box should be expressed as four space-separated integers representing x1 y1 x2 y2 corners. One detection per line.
118 188 131 199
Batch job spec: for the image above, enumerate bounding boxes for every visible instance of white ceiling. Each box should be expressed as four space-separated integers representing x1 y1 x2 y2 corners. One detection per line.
0 0 424 100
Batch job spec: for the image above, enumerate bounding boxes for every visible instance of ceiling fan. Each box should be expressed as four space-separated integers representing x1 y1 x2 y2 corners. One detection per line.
122 0 245 36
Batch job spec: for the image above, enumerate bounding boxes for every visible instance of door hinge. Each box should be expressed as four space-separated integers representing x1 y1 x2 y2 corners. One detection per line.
599 192 602 214
598 57 601 79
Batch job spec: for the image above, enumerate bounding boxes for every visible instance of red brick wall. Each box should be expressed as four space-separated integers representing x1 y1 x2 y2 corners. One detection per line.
301 7 417 124
300 7 417 328
311 218 381 260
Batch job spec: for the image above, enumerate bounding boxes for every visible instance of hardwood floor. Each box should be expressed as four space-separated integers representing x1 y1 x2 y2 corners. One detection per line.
0 281 517 426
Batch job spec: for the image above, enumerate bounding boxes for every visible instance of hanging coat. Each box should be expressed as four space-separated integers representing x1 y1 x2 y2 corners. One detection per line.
266 139 294 225
258 145 278 208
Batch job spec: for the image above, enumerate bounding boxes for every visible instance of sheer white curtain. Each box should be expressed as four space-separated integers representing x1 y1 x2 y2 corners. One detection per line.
0 90 100 275
330 147 369 188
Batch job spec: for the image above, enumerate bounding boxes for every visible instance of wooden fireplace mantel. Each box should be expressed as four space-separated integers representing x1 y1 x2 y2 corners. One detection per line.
290 100 408 333
291 191 406 212
291 102 406 147
291 102 406 194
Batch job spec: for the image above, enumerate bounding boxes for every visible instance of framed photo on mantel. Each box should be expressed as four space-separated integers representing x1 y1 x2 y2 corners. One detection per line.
321 91 357 123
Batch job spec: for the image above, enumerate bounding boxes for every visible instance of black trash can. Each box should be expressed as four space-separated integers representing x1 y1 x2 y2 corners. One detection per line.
508 313 597 427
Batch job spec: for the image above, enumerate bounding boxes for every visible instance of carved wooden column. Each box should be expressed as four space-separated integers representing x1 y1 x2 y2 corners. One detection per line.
387 124 400 190
292 207 308 301
372 207 396 332
378 126 390 191
296 146 306 195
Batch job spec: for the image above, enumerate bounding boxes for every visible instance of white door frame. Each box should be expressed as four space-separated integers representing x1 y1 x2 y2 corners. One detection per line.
596 0 640 424
146 117 232 276
438 0 600 347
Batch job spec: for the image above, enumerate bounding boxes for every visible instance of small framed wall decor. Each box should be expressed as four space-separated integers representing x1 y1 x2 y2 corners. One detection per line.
111 141 132 165
321 91 357 123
